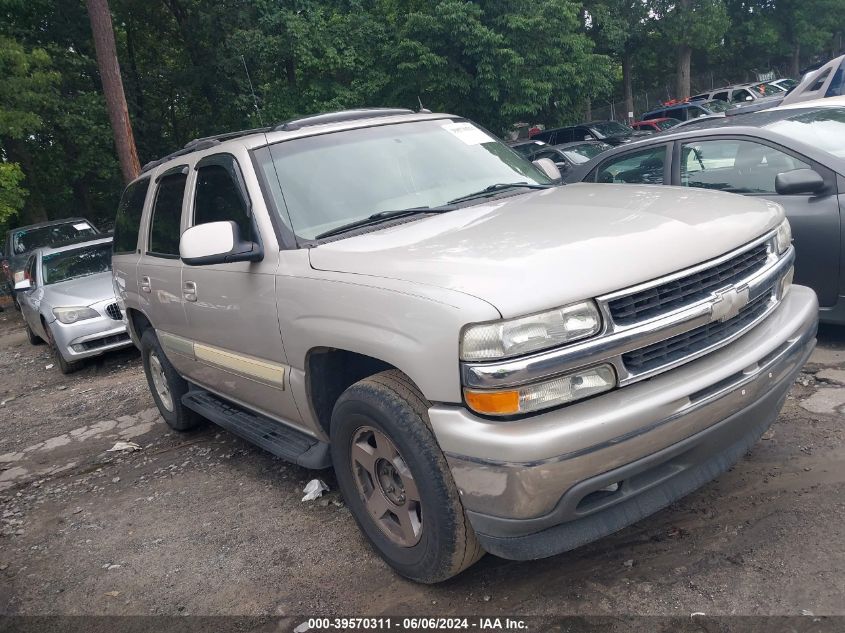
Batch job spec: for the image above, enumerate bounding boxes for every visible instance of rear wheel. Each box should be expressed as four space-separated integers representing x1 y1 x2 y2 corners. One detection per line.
140 329 202 431
330 370 483 583
45 324 82 374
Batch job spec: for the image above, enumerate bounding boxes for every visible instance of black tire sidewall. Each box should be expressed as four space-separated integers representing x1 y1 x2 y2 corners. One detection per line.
140 329 198 431
331 384 465 580
46 324 78 374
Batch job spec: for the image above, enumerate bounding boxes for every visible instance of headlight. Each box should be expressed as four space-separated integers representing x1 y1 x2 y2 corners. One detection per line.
464 364 617 416
775 219 792 254
53 306 100 324
460 301 601 361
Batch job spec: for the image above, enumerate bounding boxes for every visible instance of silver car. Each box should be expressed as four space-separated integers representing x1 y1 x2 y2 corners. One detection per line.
16 236 133 373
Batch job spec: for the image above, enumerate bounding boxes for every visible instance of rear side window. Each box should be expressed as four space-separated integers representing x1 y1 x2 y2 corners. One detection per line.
193 163 254 241
112 178 150 254
148 171 187 257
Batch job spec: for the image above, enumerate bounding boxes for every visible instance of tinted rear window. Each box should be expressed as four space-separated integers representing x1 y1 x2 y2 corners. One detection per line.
113 178 150 254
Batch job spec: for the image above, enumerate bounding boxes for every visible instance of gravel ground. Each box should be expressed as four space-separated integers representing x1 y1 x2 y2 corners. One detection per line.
0 302 843 619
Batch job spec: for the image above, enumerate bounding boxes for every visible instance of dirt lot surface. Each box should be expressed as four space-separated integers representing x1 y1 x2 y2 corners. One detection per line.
0 303 843 619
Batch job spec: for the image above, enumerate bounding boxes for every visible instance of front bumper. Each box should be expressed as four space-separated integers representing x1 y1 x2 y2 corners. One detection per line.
430 285 818 560
50 306 133 361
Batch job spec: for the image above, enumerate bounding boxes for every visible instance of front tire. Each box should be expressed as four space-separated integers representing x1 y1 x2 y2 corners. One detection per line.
140 329 202 431
45 324 82 374
25 322 42 345
330 370 483 583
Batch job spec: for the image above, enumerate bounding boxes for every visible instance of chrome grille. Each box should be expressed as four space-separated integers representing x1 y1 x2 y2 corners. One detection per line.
608 243 769 325
105 303 122 320
622 286 775 375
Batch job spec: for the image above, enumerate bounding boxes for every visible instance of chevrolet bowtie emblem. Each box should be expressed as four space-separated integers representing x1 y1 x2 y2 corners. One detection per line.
710 286 750 323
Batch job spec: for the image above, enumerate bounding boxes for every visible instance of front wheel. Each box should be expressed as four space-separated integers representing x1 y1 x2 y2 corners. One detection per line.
25 322 42 345
330 370 483 583
45 324 82 374
140 329 203 431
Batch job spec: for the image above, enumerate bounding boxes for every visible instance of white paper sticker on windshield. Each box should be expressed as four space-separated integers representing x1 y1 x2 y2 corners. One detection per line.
73 223 90 231
441 122 495 145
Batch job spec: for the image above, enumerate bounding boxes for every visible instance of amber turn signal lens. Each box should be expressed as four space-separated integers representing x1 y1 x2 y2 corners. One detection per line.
464 389 520 415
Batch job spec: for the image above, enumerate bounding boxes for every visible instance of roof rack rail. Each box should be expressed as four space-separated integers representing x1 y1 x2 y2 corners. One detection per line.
275 108 414 132
139 126 274 174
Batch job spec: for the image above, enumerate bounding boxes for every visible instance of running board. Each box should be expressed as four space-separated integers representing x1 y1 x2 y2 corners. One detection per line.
181 389 330 469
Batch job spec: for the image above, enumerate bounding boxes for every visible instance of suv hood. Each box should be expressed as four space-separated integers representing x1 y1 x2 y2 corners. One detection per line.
42 272 115 308
309 184 783 318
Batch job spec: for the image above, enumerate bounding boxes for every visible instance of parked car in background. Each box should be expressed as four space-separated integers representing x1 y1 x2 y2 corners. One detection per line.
3 218 100 308
641 99 733 122
631 117 681 133
767 78 799 93
564 104 845 324
779 55 845 107
113 108 816 583
533 120 647 146
16 236 132 373
691 82 783 105
510 139 612 173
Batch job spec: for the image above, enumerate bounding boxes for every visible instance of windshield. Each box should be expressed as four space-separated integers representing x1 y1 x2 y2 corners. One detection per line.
42 243 112 285
588 121 632 138
703 100 733 113
560 142 611 164
255 119 551 240
767 108 845 158
12 221 97 255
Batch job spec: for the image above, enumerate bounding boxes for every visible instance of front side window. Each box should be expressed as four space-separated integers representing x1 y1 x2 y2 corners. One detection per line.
148 171 187 257
255 119 550 241
42 243 112 285
11 221 98 255
593 146 666 184
680 139 809 194
113 178 150 254
193 163 254 241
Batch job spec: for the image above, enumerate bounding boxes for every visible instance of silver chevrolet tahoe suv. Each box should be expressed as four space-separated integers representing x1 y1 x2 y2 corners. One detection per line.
112 108 818 583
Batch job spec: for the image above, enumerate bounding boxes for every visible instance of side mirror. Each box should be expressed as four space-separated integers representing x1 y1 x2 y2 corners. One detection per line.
14 279 31 292
532 158 562 181
180 221 263 266
775 168 826 195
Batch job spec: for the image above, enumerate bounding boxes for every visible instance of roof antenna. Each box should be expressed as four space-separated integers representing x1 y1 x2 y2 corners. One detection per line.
241 55 300 249
417 96 431 114
242 55 266 127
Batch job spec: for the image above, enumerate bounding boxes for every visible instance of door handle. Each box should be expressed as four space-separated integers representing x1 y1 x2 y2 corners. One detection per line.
183 281 197 302
140 276 151 293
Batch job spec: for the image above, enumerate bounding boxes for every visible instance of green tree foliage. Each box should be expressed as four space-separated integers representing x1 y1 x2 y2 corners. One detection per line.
0 162 27 228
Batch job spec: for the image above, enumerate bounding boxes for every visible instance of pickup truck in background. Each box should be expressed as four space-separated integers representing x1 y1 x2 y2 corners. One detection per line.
112 109 818 583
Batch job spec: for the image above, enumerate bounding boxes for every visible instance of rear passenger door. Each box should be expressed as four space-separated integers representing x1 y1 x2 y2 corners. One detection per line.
674 136 841 306
136 166 194 375
179 153 301 426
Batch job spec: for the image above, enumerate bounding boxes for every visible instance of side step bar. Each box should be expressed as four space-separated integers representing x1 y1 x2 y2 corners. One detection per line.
182 389 331 469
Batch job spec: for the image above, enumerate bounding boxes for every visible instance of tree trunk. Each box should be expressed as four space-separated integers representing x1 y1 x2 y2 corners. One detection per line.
622 50 634 121
86 0 141 184
676 44 692 99
789 43 801 77
584 96 592 122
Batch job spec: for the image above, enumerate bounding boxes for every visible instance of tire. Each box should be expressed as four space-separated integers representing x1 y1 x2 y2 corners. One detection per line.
45 324 82 374
140 329 202 431
25 322 42 345
330 369 484 583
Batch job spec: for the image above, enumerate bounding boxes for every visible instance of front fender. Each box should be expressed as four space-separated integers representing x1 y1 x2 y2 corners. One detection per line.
277 272 499 404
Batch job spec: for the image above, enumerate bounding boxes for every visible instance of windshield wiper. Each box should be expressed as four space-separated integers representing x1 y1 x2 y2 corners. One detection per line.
315 206 456 240
447 182 552 205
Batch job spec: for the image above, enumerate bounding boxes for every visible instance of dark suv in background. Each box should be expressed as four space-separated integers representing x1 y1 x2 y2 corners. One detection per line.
533 120 647 146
